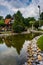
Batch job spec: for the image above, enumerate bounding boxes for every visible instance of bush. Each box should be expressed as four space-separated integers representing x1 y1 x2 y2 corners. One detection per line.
13 24 25 33
34 21 39 29
0 20 5 25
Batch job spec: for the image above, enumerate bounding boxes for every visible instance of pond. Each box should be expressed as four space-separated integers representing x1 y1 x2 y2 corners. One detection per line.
0 33 41 65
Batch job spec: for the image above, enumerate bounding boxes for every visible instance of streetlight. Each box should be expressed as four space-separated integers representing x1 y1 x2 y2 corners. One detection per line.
38 5 40 27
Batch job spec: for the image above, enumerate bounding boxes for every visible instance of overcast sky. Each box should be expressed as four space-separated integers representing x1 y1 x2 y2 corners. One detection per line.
0 0 43 19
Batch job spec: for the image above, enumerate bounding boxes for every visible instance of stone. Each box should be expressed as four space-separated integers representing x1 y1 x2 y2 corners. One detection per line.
39 61 43 65
37 47 41 52
32 63 36 65
38 55 42 61
35 60 40 64
27 36 43 65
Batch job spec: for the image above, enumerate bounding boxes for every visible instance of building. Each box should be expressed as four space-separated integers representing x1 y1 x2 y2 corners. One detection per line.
5 18 14 31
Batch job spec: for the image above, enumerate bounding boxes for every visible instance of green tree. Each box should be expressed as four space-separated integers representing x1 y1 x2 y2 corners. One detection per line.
34 21 39 29
0 16 3 20
5 14 12 19
13 11 25 33
40 12 43 20
0 19 5 25
28 17 35 29
29 21 35 30
40 20 43 26
23 17 36 29
27 17 35 21
23 18 30 28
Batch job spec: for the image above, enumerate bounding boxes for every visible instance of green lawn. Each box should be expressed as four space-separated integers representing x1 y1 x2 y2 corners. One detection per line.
37 36 43 51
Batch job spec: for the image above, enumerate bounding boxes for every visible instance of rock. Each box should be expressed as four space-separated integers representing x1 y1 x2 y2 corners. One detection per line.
37 47 41 52
32 63 37 65
35 60 40 64
39 61 43 65
40 53 43 57
38 55 42 61
27 35 43 65
33 54 37 57
24 62 27 65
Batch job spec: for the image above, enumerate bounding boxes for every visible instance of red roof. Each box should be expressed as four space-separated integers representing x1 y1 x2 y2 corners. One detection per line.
5 19 11 24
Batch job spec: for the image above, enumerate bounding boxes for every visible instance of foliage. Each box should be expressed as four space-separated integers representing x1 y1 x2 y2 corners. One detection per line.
12 11 25 33
0 19 5 25
23 18 30 27
28 17 35 21
0 16 3 20
0 38 3 43
13 23 25 33
13 12 36 32
28 17 35 27
39 20 43 26
40 12 43 20
0 10 43 31
29 21 34 24
34 21 39 28
37 36 43 51
5 14 12 19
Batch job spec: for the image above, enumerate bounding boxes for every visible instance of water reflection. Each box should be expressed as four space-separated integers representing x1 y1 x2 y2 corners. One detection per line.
0 42 27 65
0 33 41 65
1 34 34 54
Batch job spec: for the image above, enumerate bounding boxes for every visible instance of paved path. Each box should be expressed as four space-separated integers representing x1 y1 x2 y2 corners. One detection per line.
30 30 43 34
0 29 43 37
0 30 30 37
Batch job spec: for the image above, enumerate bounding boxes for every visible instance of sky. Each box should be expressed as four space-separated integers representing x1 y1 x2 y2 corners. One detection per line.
0 0 43 19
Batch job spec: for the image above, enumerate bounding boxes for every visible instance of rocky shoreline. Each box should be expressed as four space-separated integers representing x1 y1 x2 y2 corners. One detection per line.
24 35 43 65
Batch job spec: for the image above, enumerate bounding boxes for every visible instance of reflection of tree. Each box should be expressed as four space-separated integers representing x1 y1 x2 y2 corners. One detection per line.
4 34 34 54
4 38 12 47
4 35 25 54
0 33 40 54
0 37 3 44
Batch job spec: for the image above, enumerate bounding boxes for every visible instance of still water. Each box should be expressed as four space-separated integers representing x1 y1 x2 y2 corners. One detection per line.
0 33 40 65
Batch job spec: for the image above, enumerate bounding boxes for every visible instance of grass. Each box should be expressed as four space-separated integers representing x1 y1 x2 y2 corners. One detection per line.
37 36 43 51
0 20 4 25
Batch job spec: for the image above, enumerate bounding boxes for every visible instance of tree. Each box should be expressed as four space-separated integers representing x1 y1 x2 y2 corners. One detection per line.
23 17 36 29
29 21 35 30
27 17 35 21
29 17 36 30
34 21 39 29
40 20 43 26
0 16 3 20
40 12 43 20
0 19 5 25
23 18 30 28
12 11 25 33
5 14 12 19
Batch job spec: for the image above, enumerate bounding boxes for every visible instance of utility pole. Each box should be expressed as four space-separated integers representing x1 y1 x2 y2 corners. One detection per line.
38 5 40 27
